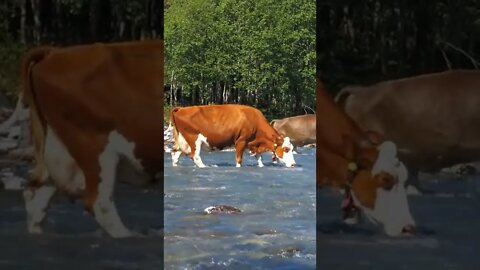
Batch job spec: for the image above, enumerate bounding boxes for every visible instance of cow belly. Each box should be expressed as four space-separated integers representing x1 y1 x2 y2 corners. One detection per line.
44 127 85 195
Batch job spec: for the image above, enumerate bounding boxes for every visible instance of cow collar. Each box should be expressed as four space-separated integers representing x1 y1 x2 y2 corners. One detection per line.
342 161 360 220
272 143 278 159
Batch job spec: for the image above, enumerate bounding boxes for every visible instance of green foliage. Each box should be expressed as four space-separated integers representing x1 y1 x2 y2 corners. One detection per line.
165 0 315 118
0 39 26 103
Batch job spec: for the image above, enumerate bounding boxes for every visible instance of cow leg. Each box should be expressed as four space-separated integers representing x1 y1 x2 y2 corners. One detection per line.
91 149 132 237
171 148 182 167
24 184 56 234
235 140 247 167
171 131 191 167
255 154 264 167
272 153 278 164
192 134 207 168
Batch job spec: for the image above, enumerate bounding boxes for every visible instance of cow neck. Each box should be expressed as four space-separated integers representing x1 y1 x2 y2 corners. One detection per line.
316 78 366 188
316 80 365 142
258 125 281 151
319 80 365 153
318 142 359 188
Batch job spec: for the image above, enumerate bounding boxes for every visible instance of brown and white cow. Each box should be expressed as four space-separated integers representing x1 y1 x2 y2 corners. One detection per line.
170 104 296 168
335 70 480 192
270 114 316 148
20 40 164 238
316 77 415 237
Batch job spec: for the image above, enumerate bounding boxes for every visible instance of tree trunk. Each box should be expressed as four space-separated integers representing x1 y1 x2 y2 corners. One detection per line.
30 0 41 43
19 0 26 44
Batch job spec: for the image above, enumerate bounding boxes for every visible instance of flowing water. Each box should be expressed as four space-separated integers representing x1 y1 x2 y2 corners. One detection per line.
164 147 317 269
317 171 480 269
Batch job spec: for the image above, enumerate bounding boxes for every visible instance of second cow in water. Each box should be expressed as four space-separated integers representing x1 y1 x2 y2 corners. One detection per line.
335 70 480 192
270 114 316 150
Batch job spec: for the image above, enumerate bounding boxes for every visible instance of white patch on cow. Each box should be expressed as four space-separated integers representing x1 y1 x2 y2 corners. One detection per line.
193 133 208 168
171 131 190 166
94 130 139 238
236 163 241 167
23 185 56 234
353 141 415 237
275 137 296 168
44 127 85 194
177 132 191 153
256 154 264 167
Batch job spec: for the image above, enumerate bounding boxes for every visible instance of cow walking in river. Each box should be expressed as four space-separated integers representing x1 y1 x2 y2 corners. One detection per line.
169 104 297 168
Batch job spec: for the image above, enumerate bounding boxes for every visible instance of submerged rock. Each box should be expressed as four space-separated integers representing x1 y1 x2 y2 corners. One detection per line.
204 205 242 215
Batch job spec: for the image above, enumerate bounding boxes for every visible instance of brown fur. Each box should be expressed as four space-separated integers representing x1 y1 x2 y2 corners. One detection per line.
336 70 480 174
316 78 390 210
170 104 287 165
21 40 164 213
270 114 316 147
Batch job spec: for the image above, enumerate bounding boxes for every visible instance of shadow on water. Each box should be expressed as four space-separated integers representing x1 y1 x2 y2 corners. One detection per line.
317 221 376 236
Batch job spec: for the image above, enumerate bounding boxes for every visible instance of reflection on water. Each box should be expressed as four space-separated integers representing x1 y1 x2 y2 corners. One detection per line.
164 148 316 269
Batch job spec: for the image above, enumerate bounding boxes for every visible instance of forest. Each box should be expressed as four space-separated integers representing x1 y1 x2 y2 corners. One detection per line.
317 0 480 94
0 0 163 104
164 0 316 120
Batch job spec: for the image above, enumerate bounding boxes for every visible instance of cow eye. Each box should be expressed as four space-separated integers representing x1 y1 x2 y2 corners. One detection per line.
283 147 290 153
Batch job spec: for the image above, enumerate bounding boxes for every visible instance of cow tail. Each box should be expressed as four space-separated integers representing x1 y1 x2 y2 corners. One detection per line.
169 107 181 150
21 47 52 187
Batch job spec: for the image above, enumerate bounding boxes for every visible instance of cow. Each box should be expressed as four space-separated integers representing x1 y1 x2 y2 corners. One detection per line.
335 69 480 193
270 114 316 149
316 77 416 237
169 104 296 168
20 40 164 238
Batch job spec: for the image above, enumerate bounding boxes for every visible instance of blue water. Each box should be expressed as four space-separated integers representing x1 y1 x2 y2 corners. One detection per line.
164 147 316 269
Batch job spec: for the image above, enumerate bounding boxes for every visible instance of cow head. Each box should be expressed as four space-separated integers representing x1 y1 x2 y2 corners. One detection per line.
346 140 415 236
272 135 296 168
248 135 296 167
